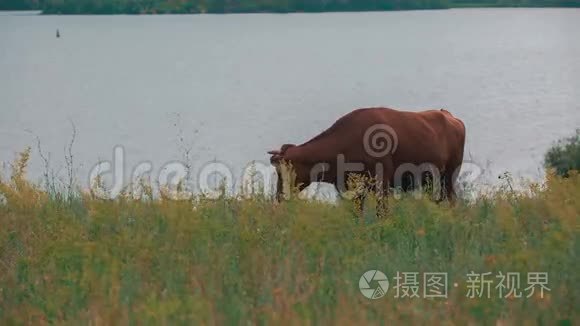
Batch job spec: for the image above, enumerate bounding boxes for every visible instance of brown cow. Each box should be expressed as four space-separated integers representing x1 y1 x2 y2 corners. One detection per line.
268 107 466 215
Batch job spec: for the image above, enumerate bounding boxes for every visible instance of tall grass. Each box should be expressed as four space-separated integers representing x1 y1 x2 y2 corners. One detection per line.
0 151 578 324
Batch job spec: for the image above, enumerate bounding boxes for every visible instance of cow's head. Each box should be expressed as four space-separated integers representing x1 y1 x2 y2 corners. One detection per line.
268 144 312 201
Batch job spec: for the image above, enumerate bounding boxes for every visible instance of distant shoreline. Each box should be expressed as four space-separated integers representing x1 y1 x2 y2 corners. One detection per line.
1 4 579 15
1 8 580 16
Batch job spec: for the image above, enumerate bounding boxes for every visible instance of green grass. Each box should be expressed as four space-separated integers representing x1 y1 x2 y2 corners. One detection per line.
0 150 578 324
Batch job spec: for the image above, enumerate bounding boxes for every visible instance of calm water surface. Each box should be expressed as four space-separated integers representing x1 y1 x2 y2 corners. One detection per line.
1 9 579 194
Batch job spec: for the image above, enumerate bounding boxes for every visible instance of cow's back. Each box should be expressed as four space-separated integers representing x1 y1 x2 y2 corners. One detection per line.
345 108 465 169
289 107 465 171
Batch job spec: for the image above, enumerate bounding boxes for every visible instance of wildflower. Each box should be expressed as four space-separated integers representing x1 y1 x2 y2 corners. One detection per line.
273 287 284 296
484 255 497 267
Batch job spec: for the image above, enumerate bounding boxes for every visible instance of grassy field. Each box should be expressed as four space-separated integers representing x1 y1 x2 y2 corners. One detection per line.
0 150 578 324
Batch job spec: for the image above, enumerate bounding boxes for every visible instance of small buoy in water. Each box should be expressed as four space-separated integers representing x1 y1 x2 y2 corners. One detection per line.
56 29 60 38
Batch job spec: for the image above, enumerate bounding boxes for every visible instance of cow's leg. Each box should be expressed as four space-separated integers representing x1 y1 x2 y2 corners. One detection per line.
445 174 456 203
444 138 465 204
436 170 451 203
443 165 460 204
437 173 447 203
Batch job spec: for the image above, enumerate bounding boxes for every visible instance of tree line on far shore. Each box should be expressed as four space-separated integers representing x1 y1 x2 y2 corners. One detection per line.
1 0 579 14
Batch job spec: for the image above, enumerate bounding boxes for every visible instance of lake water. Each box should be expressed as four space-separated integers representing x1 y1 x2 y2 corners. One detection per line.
1 9 579 196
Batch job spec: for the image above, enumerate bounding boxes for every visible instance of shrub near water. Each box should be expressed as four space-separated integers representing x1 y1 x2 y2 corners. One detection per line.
545 129 580 178
0 152 578 324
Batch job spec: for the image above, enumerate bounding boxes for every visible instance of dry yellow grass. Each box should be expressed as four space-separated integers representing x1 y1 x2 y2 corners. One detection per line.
0 152 578 324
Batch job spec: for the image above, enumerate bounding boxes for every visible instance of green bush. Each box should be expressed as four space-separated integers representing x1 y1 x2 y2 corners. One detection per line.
545 129 580 177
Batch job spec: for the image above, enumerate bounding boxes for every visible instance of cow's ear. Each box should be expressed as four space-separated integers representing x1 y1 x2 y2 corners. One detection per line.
280 144 296 154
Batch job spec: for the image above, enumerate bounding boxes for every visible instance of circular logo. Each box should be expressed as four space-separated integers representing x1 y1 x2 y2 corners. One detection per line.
363 124 398 158
359 270 389 299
